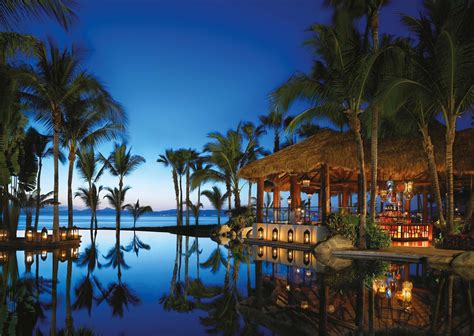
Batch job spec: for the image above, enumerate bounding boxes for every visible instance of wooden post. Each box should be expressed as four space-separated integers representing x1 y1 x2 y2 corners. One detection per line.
273 183 280 223
290 175 300 210
256 177 264 223
342 189 349 210
423 192 429 223
405 199 411 214
321 164 330 223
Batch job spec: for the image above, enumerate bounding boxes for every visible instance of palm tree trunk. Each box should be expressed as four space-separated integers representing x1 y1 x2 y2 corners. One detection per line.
447 274 454 335
445 121 456 234
179 175 183 226
421 126 446 227
274 128 280 153
217 206 221 225
196 184 201 226
170 235 179 298
350 114 367 249
117 177 123 230
369 105 379 223
67 147 75 229
186 166 190 226
66 258 73 335
248 182 252 209
52 108 61 242
50 250 58 336
463 176 473 233
34 158 43 230
172 169 180 226
234 179 241 208
226 179 232 211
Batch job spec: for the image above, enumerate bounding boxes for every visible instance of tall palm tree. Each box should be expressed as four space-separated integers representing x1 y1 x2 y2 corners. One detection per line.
102 143 145 230
259 110 284 153
104 186 131 230
273 20 383 248
16 190 53 228
76 147 105 229
22 41 119 241
177 149 198 226
157 149 182 226
62 94 125 228
201 186 227 225
187 200 202 226
190 156 213 226
123 199 153 229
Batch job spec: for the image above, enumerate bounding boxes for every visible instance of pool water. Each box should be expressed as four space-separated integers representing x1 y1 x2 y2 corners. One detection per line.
0 229 472 335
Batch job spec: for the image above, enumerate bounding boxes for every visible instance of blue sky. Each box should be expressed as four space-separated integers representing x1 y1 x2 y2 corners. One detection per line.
20 0 434 210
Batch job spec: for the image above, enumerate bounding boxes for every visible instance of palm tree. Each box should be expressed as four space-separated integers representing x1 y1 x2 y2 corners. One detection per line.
76 147 105 229
103 186 130 230
123 199 153 229
272 20 385 248
187 200 202 226
190 156 213 226
0 0 76 30
16 190 54 228
177 149 199 226
102 143 145 230
157 149 182 226
201 187 228 225
61 94 125 228
22 41 120 241
391 0 474 233
259 110 284 153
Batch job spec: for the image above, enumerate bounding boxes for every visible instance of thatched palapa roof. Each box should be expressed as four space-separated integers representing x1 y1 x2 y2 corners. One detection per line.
238 127 474 182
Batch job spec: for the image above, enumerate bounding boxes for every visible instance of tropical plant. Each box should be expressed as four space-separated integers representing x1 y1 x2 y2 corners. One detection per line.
103 186 130 230
177 148 198 226
259 110 284 153
187 200 202 226
102 143 145 230
190 156 213 225
157 149 183 226
123 199 153 228
62 93 125 228
21 41 120 241
15 190 53 228
75 184 102 230
201 186 228 225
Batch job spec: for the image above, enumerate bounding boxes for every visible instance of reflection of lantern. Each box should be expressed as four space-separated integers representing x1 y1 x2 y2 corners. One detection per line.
59 249 68 262
305 270 312 277
386 288 392 298
258 228 264 240
402 281 413 303
328 305 335 313
41 250 48 261
257 246 264 257
403 181 414 200
0 251 8 263
287 250 293 262
272 229 278 241
287 230 294 243
0 229 9 241
71 247 79 259
272 247 278 259
25 251 34 266
287 196 292 206
25 228 34 242
285 284 291 291
303 252 310 265
303 230 310 244
41 227 48 241
72 226 79 239
60 226 68 241
300 301 309 309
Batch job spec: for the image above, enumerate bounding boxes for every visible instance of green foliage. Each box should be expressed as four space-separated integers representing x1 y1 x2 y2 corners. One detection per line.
227 207 254 231
325 213 391 249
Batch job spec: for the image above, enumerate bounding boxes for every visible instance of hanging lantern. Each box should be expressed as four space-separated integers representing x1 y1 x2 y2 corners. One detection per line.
41 227 48 241
403 181 414 200
287 249 293 262
0 229 9 241
396 183 405 193
25 228 35 242
60 226 68 241
386 179 394 192
0 251 8 263
300 174 311 187
72 226 79 239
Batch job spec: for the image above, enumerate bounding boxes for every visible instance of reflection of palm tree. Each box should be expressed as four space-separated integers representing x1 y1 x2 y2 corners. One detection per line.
65 259 74 334
126 231 151 257
51 250 58 336
200 243 227 274
97 229 140 317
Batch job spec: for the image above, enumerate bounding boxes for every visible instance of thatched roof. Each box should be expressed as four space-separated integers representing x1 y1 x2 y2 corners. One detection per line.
238 127 474 182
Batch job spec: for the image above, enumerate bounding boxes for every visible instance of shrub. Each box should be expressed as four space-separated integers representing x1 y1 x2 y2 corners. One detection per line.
437 234 474 251
227 206 254 231
325 213 391 249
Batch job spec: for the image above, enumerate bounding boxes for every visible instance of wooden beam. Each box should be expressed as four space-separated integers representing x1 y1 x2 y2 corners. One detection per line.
321 163 330 223
256 176 264 223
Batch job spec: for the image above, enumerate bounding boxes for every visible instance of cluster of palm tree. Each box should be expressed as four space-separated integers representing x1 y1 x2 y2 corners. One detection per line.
158 121 267 226
0 1 151 241
271 0 474 245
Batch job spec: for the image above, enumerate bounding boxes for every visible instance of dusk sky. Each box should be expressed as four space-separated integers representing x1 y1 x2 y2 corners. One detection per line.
20 0 428 211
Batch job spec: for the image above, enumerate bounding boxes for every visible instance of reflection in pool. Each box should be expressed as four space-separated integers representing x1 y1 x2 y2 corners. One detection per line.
0 229 472 335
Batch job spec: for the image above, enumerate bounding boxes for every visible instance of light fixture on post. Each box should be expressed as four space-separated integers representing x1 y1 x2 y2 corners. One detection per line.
72 226 79 240
25 228 34 242
0 229 8 241
402 281 413 304
60 226 68 241
41 227 48 242
300 174 311 188
307 193 313 222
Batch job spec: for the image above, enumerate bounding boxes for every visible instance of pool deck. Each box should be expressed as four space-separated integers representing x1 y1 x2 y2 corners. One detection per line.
333 246 464 264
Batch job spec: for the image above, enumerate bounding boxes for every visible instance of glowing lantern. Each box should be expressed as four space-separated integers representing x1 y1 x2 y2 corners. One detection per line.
285 284 291 291
300 301 309 309
25 251 34 266
0 229 9 241
272 229 278 241
303 230 310 244
0 251 8 263
72 226 79 239
41 250 48 261
402 281 413 303
272 247 278 259
287 230 294 243
287 250 293 262
25 228 34 242
257 228 264 240
301 174 311 187
257 246 264 257
71 247 79 259
59 249 68 262
305 270 312 277
41 227 48 241
60 226 68 241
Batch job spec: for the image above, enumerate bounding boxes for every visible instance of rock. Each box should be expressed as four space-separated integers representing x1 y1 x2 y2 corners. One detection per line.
314 235 354 255
451 251 474 268
427 256 455 268
319 255 353 271
453 266 474 280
